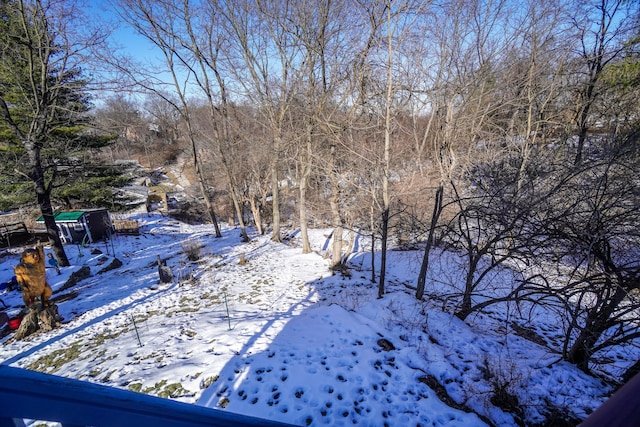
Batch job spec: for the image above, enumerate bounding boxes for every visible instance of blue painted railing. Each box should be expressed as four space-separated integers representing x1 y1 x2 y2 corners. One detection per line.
0 365 297 427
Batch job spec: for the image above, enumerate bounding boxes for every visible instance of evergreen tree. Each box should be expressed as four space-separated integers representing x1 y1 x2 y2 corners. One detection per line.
0 0 122 265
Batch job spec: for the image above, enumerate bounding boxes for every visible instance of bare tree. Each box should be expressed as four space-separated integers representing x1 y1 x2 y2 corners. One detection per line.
535 136 640 372
567 0 637 164
499 0 569 191
360 0 426 296
219 0 304 242
237 107 271 236
108 0 227 237
185 0 250 241
144 95 181 148
446 157 545 321
268 0 382 261
410 0 516 300
93 95 147 162
415 185 443 300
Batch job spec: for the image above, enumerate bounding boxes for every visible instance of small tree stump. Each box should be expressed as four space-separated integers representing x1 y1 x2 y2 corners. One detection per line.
157 255 174 284
14 304 62 340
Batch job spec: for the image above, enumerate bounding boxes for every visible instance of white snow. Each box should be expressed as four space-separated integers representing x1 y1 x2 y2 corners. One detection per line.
0 214 626 426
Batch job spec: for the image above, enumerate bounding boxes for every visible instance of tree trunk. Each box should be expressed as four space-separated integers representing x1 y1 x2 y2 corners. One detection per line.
299 128 313 254
13 304 61 341
29 145 69 267
196 174 221 238
379 5 394 299
249 195 264 235
215 133 249 242
566 284 627 372
331 224 344 267
574 98 592 165
416 185 443 300
378 207 389 299
370 205 376 283
187 109 221 238
455 256 478 321
299 171 312 254
228 182 250 242
342 229 357 265
195 157 221 236
328 143 343 267
270 136 282 242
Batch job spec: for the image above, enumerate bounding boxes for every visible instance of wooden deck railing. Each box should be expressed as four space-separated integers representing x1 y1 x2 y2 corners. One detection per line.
0 365 296 427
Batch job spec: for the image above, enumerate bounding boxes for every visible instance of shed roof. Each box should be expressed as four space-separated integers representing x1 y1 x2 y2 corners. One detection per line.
36 210 106 223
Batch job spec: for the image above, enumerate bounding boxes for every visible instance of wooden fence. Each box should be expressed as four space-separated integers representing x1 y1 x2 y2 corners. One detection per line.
112 219 140 235
0 222 31 248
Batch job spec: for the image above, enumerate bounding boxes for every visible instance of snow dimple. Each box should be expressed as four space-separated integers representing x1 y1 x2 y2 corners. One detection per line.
201 304 485 426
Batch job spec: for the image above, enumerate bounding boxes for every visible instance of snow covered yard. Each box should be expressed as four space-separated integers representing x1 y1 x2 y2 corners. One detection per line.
0 214 622 426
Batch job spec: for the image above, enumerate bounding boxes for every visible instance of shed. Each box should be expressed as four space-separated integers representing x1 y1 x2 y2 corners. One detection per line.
36 209 113 244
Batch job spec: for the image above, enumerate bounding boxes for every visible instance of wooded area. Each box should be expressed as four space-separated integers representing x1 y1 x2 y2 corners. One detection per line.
1 0 639 381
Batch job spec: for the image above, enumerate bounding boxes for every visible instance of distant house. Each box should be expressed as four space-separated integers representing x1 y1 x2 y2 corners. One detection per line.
36 209 113 244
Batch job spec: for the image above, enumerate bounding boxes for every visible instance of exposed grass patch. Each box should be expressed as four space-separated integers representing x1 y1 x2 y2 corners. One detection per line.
159 382 192 398
167 295 202 315
142 379 168 394
132 351 165 362
133 310 161 322
201 291 222 304
181 328 197 338
26 342 83 373
142 379 193 398
237 289 262 305
167 306 200 316
200 375 219 389
102 369 117 383
128 382 143 393
90 348 108 362
93 330 128 346
24 328 129 374
180 295 197 305
104 352 120 361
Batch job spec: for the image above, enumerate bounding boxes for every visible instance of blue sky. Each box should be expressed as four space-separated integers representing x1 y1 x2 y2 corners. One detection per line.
87 1 162 66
